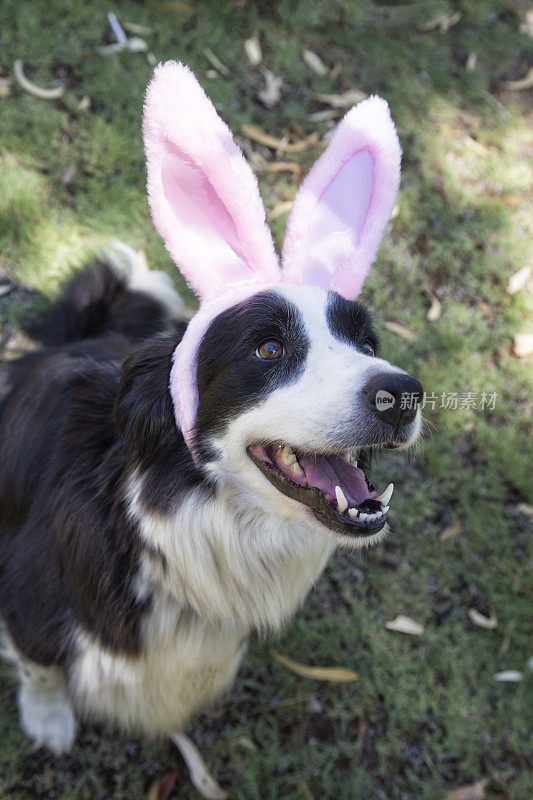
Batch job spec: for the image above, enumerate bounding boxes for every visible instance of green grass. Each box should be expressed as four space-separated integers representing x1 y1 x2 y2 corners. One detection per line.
1 0 532 798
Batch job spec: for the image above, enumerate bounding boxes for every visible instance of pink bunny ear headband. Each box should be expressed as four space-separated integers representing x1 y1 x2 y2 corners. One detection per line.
143 61 401 457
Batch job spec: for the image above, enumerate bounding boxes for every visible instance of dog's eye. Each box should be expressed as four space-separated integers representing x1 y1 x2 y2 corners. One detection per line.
256 340 285 360
361 342 375 357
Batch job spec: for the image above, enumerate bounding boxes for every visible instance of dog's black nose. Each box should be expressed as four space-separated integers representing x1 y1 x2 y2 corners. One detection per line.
363 372 423 430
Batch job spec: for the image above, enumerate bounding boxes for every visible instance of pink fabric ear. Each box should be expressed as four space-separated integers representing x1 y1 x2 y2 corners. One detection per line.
143 61 280 302
170 284 272 456
281 96 401 299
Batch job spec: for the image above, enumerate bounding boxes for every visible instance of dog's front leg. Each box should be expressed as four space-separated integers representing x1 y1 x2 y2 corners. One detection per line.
16 658 77 756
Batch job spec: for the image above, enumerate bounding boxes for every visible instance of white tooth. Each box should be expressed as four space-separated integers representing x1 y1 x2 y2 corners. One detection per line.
281 445 296 466
378 483 394 506
291 462 304 477
348 508 359 519
335 485 348 513
381 505 389 514
359 513 369 521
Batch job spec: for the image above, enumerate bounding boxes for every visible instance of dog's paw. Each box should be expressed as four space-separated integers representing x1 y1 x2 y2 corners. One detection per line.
18 682 77 756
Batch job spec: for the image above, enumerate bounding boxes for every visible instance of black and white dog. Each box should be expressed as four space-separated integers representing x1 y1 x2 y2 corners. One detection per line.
0 63 422 788
0 250 421 752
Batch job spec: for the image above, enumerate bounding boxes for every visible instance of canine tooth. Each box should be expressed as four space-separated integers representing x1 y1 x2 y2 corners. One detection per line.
378 483 394 506
381 505 389 514
280 445 296 466
348 508 359 520
291 462 304 477
335 485 348 513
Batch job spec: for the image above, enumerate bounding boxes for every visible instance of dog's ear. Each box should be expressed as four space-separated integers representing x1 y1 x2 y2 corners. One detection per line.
114 339 179 466
143 61 280 303
281 97 401 299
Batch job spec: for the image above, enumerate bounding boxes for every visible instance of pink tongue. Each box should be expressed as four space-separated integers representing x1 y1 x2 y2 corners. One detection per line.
298 454 372 506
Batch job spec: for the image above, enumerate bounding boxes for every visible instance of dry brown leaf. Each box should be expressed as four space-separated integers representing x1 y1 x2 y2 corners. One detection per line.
418 12 462 32
507 265 532 294
329 61 342 80
466 52 477 71
385 615 424 636
60 165 76 186
232 735 258 752
496 193 522 207
315 88 366 108
513 333 533 357
270 649 358 682
443 779 487 800
520 10 533 37
290 120 306 139
517 503 533 518
504 67 533 91
241 124 321 152
204 49 230 77
477 300 493 318
244 36 262 66
303 50 329 76
264 161 301 177
462 135 489 157
123 21 153 35
13 60 65 100
425 289 442 322
494 670 523 682
146 770 178 800
308 109 340 122
440 521 462 542
258 69 282 109
0 76 12 98
468 609 497 630
382 320 417 341
98 37 148 56
171 733 227 799
297 780 315 800
267 201 294 221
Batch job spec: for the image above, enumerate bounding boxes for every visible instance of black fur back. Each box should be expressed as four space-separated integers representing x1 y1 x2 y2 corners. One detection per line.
0 261 198 665
25 260 173 345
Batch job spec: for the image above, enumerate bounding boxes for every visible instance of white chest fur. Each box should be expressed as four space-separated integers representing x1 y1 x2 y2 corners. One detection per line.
69 606 247 735
68 480 334 735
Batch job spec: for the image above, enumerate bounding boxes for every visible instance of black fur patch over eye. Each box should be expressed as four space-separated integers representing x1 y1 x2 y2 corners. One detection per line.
326 292 379 355
195 291 309 450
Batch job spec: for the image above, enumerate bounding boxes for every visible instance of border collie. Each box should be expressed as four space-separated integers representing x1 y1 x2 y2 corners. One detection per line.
0 62 422 793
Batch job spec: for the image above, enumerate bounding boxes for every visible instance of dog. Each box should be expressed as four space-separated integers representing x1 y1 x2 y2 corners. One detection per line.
0 62 422 792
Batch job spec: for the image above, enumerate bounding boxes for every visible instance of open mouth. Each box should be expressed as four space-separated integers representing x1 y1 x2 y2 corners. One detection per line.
247 443 395 539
